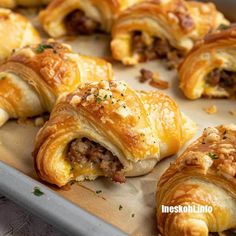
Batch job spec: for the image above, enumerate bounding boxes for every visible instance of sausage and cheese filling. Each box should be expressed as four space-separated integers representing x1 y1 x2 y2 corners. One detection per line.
68 138 125 183
65 10 101 35
132 31 183 68
205 69 236 97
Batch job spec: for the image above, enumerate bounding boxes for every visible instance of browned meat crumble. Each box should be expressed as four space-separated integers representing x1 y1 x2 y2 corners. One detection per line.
65 10 101 35
206 69 236 88
206 69 236 97
68 138 125 183
132 31 183 69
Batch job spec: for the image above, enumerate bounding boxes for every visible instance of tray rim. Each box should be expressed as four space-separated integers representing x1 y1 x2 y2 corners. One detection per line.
0 161 127 236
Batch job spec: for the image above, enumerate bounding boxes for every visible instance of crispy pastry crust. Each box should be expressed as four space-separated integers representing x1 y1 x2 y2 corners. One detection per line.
179 26 236 99
0 0 51 8
156 125 236 235
33 80 197 187
111 0 228 65
39 0 143 37
0 8 41 62
0 40 113 126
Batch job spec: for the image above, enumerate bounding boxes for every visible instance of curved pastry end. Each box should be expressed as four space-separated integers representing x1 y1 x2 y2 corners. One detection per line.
157 125 236 235
0 108 9 127
181 112 198 144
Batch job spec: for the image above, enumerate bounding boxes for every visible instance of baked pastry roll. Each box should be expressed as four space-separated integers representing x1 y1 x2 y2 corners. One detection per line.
0 8 41 62
179 26 236 99
0 40 113 127
0 0 51 8
33 80 197 187
0 0 16 8
39 0 143 37
111 0 228 66
156 125 236 235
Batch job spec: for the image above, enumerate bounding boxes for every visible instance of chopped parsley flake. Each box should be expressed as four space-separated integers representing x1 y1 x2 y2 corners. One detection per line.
208 152 218 160
33 187 44 197
96 190 102 194
218 24 230 30
119 205 123 210
96 97 103 103
36 44 53 53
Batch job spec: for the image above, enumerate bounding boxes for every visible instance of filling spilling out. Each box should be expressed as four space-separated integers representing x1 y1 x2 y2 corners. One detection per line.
64 9 101 35
132 31 183 68
68 138 125 183
205 69 236 97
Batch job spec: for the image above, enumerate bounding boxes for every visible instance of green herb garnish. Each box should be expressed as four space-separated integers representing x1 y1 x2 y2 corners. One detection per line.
36 44 53 53
119 205 123 210
96 190 102 194
218 24 230 30
33 187 44 197
96 97 103 103
208 152 218 160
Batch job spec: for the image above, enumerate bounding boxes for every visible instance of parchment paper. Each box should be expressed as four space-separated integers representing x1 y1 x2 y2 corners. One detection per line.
1 9 236 236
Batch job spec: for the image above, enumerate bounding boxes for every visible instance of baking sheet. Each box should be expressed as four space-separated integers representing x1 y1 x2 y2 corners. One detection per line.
0 162 126 236
1 9 236 236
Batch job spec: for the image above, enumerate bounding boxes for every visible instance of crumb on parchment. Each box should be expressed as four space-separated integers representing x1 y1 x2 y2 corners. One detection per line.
17 116 47 127
203 105 217 114
17 118 34 126
229 110 236 116
139 68 169 90
34 117 45 127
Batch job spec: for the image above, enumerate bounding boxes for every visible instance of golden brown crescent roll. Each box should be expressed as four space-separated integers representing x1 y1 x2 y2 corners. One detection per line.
0 8 41 62
111 0 228 66
0 0 51 8
179 25 236 99
156 125 236 236
33 80 197 187
0 40 113 127
39 0 143 37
